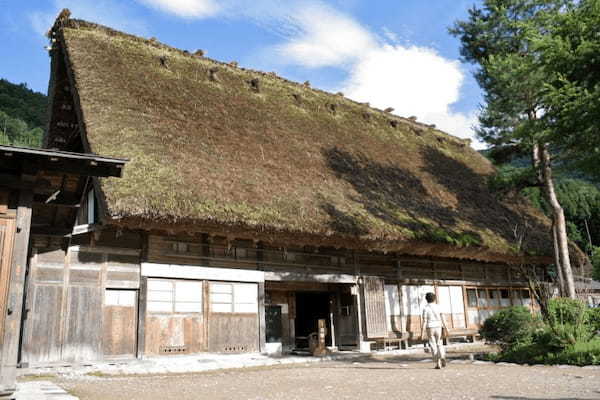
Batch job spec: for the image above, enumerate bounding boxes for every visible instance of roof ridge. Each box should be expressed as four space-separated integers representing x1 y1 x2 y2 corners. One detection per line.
51 11 472 148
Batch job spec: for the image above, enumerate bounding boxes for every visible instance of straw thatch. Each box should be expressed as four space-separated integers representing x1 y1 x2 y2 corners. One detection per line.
46 14 554 262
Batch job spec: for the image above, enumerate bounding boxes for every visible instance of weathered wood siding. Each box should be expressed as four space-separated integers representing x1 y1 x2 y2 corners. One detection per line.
62 285 103 361
207 282 259 353
103 290 137 357
208 313 259 352
22 243 66 364
144 278 206 355
0 216 16 344
21 241 141 364
362 277 387 338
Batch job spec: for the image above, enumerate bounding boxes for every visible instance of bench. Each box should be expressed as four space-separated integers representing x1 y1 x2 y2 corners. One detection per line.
374 334 409 351
443 329 480 345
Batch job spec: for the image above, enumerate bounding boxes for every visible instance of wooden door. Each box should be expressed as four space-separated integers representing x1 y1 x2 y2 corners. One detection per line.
208 282 259 353
361 277 387 338
0 217 16 344
103 289 137 358
62 286 103 361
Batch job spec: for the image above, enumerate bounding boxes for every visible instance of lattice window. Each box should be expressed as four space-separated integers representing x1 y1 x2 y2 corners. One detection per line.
147 279 202 313
209 282 258 313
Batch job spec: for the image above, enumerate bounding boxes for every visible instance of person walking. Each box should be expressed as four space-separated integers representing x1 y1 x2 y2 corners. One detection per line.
420 292 447 369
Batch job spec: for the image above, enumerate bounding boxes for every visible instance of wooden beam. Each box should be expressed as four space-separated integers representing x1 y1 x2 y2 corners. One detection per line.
258 282 266 353
264 271 356 284
0 189 32 396
136 277 147 359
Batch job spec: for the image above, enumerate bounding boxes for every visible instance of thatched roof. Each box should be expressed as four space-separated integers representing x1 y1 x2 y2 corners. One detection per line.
45 14 555 263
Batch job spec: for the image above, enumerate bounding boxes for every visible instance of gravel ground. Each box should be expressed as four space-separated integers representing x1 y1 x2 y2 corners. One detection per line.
53 354 600 400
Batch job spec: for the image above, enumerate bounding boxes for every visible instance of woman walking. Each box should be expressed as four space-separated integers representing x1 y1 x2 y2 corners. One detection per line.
420 292 448 369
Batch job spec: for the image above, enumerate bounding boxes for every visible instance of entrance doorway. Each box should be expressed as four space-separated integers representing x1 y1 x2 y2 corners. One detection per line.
294 291 332 349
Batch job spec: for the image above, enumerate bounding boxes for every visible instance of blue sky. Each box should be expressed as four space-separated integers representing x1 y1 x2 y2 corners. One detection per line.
0 0 484 147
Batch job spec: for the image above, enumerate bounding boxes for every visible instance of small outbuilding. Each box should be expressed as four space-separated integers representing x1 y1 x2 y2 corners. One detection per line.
0 145 125 397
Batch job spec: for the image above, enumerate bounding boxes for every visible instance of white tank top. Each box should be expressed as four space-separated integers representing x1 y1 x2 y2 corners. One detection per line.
422 303 443 328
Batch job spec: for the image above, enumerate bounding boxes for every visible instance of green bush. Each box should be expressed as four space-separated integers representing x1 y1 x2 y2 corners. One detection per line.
482 299 600 366
480 306 537 349
490 339 600 365
547 298 588 326
546 298 592 344
592 247 600 281
587 307 600 333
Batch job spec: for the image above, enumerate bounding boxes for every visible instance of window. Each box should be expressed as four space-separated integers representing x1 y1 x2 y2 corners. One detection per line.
498 289 509 307
147 279 202 313
511 289 523 306
477 289 488 307
210 282 258 313
488 289 500 307
105 289 136 307
87 190 95 224
75 189 96 227
171 242 190 254
466 288 478 307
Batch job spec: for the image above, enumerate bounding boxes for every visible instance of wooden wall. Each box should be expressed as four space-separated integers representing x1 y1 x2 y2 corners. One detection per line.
17 229 540 364
21 238 140 365
0 212 16 346
143 278 206 355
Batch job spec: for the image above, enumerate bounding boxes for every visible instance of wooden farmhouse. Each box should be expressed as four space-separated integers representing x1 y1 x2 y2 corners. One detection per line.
9 12 567 367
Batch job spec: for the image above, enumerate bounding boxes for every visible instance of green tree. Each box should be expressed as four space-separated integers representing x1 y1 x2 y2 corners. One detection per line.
0 78 47 148
592 247 600 281
536 0 600 180
450 0 578 297
523 179 600 252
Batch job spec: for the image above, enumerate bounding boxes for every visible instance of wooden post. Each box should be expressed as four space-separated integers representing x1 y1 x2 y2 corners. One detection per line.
318 319 326 349
352 252 364 347
0 188 32 397
258 282 266 353
328 293 336 349
136 277 147 359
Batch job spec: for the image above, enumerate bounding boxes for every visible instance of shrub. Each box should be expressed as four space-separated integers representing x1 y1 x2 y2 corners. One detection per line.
493 338 600 365
550 338 600 366
480 306 537 349
592 246 600 281
547 298 587 325
587 307 600 333
546 298 592 344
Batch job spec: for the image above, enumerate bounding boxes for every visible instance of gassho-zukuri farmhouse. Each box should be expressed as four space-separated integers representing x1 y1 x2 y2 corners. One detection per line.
2 11 586 374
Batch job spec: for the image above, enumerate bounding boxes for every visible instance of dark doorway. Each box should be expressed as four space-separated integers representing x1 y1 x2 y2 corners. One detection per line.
265 305 282 343
295 292 331 348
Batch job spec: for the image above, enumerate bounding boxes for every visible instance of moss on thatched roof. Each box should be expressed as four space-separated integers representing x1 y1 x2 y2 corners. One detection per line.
47 15 554 262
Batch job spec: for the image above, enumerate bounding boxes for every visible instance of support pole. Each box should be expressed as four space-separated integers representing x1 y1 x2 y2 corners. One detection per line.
0 188 32 398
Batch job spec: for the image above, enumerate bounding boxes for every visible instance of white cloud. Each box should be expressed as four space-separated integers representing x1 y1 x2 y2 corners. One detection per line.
29 0 149 38
272 3 377 68
342 44 484 148
137 0 219 18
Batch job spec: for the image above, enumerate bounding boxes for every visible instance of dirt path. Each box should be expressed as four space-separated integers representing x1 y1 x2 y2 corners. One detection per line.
54 355 600 400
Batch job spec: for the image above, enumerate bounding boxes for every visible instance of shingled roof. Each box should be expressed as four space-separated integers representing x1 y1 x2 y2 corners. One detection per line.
44 13 554 263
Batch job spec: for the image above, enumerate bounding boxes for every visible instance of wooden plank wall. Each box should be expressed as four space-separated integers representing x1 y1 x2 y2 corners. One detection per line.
21 239 141 364
143 279 206 356
103 290 137 357
0 217 16 345
146 233 532 288
361 277 387 339
21 240 65 364
208 314 259 353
